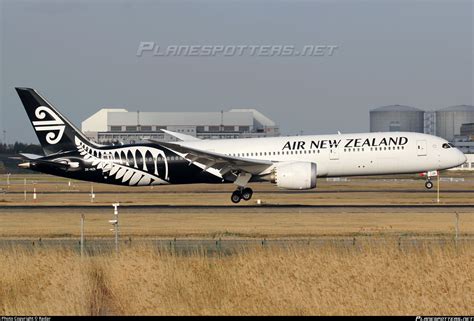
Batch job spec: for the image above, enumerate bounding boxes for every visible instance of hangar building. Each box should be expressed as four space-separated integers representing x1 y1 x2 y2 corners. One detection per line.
82 108 279 143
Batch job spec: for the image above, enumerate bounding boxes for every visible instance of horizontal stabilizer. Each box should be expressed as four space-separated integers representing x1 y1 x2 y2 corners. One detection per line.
19 153 44 160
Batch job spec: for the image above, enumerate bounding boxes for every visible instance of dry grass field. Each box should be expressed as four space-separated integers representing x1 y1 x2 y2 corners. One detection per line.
0 243 472 315
1 174 473 315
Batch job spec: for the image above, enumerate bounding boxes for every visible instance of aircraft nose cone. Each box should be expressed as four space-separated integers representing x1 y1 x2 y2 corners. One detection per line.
459 151 467 165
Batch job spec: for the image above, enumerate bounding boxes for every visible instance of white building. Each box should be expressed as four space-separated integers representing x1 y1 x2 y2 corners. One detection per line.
82 108 279 143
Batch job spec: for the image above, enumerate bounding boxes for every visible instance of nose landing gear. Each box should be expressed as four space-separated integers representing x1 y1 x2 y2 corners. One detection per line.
425 180 433 190
230 187 254 203
421 170 438 190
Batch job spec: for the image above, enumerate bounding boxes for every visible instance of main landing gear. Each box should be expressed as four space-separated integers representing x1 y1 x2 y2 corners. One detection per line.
231 187 253 203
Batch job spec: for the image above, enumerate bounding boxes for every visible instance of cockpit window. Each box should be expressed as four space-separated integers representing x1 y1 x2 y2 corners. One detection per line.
442 143 452 149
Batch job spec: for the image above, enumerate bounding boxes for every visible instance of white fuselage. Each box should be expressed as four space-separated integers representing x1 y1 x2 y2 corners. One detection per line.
179 132 466 178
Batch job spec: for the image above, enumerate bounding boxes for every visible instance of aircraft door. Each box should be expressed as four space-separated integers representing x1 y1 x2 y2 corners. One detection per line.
329 148 339 160
417 140 427 156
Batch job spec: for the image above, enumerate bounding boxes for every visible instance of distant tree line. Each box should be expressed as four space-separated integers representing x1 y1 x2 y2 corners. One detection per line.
0 142 43 155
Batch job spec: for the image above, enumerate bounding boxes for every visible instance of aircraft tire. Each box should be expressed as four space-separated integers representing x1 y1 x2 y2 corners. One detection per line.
231 190 242 203
242 188 253 201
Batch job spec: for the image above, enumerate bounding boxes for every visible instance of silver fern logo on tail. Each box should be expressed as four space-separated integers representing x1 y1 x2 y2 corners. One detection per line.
32 106 66 145
75 137 169 186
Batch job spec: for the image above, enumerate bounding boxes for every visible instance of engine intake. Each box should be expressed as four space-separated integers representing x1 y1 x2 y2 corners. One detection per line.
271 162 317 190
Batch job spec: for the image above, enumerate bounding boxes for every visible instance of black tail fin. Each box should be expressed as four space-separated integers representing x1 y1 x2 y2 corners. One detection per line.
15 87 93 155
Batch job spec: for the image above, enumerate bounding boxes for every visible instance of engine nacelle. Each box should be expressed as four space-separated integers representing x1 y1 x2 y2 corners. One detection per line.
271 162 317 190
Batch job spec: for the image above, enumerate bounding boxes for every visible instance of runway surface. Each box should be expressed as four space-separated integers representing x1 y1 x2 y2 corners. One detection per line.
2 189 474 194
1 203 474 210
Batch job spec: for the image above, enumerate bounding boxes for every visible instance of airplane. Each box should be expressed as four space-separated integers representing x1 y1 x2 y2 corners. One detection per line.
14 88 467 203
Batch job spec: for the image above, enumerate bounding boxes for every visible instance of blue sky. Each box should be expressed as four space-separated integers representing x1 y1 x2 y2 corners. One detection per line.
1 0 472 143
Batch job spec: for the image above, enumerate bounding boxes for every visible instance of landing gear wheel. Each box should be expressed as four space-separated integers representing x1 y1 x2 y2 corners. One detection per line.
241 188 253 201
231 190 242 203
425 180 433 189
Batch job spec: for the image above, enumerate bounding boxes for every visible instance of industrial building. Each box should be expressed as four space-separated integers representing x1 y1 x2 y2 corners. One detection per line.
82 108 280 143
460 123 474 138
423 111 436 135
436 105 474 142
369 105 425 133
369 104 474 166
370 104 474 141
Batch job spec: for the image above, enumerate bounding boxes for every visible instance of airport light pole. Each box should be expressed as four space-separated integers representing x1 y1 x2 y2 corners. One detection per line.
33 182 37 200
90 184 95 203
109 203 120 254
437 171 440 203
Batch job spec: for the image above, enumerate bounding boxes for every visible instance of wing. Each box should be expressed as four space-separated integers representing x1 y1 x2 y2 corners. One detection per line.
161 129 201 142
149 140 273 176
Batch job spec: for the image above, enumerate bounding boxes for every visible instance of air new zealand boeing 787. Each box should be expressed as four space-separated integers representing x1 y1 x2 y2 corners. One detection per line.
14 88 467 203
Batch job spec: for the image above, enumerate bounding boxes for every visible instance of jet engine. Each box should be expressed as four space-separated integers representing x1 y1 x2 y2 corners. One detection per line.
270 162 317 190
